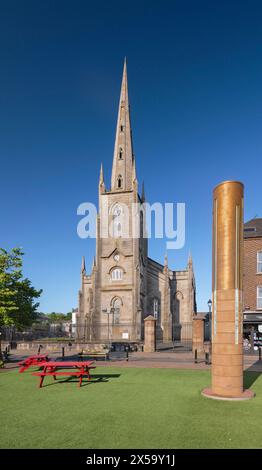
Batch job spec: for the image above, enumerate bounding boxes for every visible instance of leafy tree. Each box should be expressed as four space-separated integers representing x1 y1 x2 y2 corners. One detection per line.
65 311 72 320
46 312 67 322
0 247 42 330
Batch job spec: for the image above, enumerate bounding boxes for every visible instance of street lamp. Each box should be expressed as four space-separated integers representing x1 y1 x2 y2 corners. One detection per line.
207 299 212 340
102 308 115 348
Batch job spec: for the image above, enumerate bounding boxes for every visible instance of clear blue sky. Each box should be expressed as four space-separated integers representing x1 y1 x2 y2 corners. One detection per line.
0 0 261 313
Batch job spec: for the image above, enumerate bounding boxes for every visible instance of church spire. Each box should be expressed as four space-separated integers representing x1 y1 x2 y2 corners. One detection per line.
132 157 137 183
111 58 134 191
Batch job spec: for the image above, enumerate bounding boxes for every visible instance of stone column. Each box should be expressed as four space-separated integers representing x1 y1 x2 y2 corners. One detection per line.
192 315 205 354
144 315 156 352
202 181 254 400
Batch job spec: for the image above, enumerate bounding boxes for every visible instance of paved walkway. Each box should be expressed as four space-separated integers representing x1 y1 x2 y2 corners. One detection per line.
1 349 262 373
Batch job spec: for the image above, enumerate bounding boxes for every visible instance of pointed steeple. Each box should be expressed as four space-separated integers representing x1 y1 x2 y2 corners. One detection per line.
81 256 86 274
111 59 134 191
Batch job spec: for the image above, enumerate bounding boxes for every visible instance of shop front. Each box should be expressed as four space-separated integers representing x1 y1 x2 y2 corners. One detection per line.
243 313 262 353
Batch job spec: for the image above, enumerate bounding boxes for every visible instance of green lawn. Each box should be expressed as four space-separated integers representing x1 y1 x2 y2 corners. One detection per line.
0 366 261 449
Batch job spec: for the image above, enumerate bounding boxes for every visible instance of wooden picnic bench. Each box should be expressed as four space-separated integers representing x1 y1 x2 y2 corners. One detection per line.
18 354 49 373
32 361 96 388
78 350 109 361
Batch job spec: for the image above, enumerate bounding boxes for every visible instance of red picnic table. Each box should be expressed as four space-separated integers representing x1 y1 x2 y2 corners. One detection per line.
18 354 49 373
32 361 96 388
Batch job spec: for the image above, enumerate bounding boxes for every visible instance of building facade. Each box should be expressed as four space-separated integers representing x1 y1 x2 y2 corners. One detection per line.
76 61 196 343
243 218 262 344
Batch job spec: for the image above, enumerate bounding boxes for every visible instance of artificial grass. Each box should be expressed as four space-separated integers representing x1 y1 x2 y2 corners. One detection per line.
0 366 261 449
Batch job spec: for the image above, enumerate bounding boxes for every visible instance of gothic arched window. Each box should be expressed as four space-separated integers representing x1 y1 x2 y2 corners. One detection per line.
173 291 184 325
111 297 121 324
117 175 123 189
153 298 159 319
112 204 123 238
111 268 123 281
119 147 123 159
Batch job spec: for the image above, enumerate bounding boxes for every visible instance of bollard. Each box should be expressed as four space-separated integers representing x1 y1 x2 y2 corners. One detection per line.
126 349 129 362
194 349 197 364
205 352 209 365
62 347 65 359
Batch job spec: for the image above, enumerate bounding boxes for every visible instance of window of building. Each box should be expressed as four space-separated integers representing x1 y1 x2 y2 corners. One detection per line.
120 125 124 132
117 175 123 188
112 297 121 323
112 204 123 237
111 268 123 281
257 286 262 309
119 147 123 159
153 298 159 319
257 252 262 273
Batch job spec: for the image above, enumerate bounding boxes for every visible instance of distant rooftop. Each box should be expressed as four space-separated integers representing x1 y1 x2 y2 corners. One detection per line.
244 218 262 239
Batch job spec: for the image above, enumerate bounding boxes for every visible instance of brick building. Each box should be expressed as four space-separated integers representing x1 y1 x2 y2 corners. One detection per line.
243 218 262 348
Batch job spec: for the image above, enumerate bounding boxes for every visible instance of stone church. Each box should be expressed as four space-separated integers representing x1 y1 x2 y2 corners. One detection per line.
76 60 196 344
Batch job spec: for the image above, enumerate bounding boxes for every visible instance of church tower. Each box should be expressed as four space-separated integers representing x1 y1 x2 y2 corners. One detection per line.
77 60 196 345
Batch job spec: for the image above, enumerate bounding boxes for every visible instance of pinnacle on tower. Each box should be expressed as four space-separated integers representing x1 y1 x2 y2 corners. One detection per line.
99 163 105 191
81 256 86 274
99 163 104 183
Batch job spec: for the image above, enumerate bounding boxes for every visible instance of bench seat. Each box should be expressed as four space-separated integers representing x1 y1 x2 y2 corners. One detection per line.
78 352 109 360
32 372 84 377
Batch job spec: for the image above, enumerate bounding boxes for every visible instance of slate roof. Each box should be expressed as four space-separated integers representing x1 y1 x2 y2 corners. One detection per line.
244 218 262 239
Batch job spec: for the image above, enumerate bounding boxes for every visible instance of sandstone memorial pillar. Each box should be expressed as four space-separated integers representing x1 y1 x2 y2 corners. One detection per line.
202 181 254 400
192 315 205 355
144 315 156 353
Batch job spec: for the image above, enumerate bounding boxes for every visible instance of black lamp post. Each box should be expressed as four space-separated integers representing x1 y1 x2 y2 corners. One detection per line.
102 308 115 348
207 299 212 340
